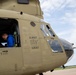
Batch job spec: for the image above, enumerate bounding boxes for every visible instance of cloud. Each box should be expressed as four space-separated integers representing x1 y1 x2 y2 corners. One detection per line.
40 0 69 16
40 0 76 17
57 30 72 37
40 0 65 11
66 0 76 8
60 12 76 44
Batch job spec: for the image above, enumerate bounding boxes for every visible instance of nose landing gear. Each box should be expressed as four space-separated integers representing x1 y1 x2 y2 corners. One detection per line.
39 73 43 75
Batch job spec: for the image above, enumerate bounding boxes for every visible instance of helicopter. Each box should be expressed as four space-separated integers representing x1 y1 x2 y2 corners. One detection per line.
0 0 74 75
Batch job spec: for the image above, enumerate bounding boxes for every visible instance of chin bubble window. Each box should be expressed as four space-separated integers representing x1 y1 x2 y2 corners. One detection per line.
47 40 63 53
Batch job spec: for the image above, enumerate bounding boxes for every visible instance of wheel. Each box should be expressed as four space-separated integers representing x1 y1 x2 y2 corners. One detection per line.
39 73 43 75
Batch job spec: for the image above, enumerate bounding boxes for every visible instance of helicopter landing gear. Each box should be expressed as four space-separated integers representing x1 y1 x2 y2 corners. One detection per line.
39 73 43 75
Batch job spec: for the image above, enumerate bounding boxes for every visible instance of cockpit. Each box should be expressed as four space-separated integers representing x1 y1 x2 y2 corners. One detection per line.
40 24 63 53
40 24 74 59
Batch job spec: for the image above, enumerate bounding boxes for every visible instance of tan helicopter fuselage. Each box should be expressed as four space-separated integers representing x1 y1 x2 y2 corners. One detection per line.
0 0 70 75
0 10 67 75
0 0 43 18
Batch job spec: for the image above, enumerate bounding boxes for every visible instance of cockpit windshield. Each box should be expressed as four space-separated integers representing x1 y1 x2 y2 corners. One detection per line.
60 39 73 50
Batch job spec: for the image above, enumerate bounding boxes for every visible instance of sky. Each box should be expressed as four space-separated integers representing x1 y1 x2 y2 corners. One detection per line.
39 0 76 66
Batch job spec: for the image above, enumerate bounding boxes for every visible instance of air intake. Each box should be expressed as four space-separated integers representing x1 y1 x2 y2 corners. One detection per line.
17 0 29 4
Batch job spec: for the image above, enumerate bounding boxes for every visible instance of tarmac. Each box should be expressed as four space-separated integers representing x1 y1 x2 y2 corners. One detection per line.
43 68 76 75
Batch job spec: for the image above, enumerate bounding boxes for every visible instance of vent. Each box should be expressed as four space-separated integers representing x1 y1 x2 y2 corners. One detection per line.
17 0 29 4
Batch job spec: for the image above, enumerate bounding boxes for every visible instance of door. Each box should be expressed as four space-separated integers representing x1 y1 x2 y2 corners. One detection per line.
0 18 23 74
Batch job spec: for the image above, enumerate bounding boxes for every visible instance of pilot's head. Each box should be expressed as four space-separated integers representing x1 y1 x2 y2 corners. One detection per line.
2 33 8 40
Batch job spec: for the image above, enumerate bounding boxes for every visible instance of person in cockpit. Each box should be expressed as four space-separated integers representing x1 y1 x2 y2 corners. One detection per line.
2 33 15 47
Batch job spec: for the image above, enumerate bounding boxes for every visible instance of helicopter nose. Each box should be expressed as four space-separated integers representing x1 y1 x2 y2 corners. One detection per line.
60 39 74 60
65 49 74 60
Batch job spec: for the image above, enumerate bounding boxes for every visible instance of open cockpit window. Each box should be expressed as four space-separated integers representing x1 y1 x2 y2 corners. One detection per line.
40 25 55 37
0 18 21 48
46 25 55 37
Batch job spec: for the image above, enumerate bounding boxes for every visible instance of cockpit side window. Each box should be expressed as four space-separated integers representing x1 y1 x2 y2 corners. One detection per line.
40 25 48 36
46 25 55 37
0 18 21 48
40 25 55 37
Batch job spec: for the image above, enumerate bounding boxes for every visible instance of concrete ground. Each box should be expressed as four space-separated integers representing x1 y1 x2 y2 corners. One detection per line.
43 68 76 75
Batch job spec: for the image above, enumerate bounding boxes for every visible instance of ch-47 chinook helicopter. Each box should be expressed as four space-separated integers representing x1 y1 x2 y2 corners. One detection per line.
0 0 74 75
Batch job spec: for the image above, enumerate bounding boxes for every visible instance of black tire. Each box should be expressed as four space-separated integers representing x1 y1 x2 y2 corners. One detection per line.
39 73 43 75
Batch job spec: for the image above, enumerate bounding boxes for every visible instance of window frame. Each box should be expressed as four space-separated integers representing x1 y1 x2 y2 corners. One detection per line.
0 18 21 48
